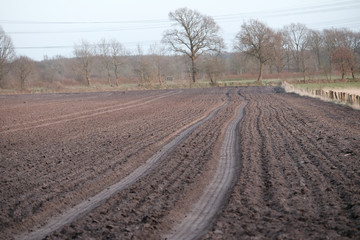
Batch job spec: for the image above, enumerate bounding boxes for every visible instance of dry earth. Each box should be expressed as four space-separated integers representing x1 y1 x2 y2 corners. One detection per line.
204 87 360 240
1 87 359 240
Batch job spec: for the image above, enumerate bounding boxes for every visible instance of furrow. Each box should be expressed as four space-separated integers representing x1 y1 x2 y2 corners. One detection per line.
2 91 181 133
14 91 229 240
164 91 246 240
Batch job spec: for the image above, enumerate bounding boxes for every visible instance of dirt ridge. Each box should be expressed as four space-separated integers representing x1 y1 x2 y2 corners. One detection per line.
14 91 230 240
164 91 247 240
1 91 181 133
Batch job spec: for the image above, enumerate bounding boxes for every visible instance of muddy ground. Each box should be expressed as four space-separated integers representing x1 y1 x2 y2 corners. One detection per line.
0 87 359 239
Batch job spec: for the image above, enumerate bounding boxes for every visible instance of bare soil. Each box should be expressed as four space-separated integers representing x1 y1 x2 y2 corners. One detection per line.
1 87 359 240
204 87 360 240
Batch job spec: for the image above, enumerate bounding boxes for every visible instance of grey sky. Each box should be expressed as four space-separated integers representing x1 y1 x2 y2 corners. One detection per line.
1 0 359 60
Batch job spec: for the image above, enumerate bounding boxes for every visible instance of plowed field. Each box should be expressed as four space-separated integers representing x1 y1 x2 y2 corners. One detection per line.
204 87 360 240
1 87 359 240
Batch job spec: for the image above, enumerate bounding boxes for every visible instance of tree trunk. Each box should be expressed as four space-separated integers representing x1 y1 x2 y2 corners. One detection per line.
106 65 111 85
191 56 197 83
257 61 263 84
114 65 119 86
20 77 25 90
302 60 306 83
303 72 306 83
351 66 355 80
157 64 162 84
85 70 91 86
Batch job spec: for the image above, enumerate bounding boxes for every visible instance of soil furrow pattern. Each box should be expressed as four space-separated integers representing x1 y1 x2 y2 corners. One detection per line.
164 91 247 240
203 87 360 240
1 91 180 133
2 87 359 240
13 90 230 240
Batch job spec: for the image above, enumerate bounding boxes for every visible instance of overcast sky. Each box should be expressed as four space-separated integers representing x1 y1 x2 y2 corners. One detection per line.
1 0 359 61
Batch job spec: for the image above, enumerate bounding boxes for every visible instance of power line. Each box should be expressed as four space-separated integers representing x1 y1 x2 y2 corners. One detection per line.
15 40 162 50
7 0 360 55
7 24 169 34
0 19 169 25
2 0 359 28
212 1 360 22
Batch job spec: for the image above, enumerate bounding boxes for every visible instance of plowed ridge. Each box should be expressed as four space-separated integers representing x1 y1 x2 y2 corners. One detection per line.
1 89 227 239
1 90 180 133
165 91 247 240
14 91 230 240
204 87 360 239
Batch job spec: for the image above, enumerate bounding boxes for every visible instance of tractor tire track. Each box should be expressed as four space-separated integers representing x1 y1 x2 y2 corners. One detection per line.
1 89 227 239
164 90 247 240
38 88 243 240
14 90 231 240
204 87 360 240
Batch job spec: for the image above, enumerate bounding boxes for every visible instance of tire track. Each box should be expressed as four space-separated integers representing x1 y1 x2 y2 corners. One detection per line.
164 90 247 240
41 89 241 240
14 90 230 240
204 87 360 239
1 90 180 133
1 90 225 237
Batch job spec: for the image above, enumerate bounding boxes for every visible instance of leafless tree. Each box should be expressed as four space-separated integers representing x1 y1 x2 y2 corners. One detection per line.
234 19 274 83
283 23 310 72
283 23 314 81
73 40 94 86
162 7 224 83
308 30 324 71
110 39 127 86
133 44 151 86
331 46 354 80
98 39 112 85
148 43 168 84
200 53 225 85
323 28 354 80
41 55 64 83
0 27 16 88
344 31 360 79
13 56 34 90
271 30 287 73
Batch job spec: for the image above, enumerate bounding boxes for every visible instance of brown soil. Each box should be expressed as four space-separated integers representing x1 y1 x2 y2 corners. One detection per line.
203 87 360 240
1 87 359 240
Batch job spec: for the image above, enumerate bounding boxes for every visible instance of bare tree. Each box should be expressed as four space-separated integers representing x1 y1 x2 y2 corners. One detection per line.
0 27 16 88
323 28 351 80
13 56 34 90
110 39 127 86
234 19 274 83
148 43 167 85
331 46 354 80
41 55 64 83
73 40 94 86
344 30 360 79
162 7 224 83
199 53 224 85
133 44 151 86
308 30 324 71
271 30 287 73
283 23 310 73
98 39 112 85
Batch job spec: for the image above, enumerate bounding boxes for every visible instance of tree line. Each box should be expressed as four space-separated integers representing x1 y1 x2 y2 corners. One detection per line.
1 8 359 90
